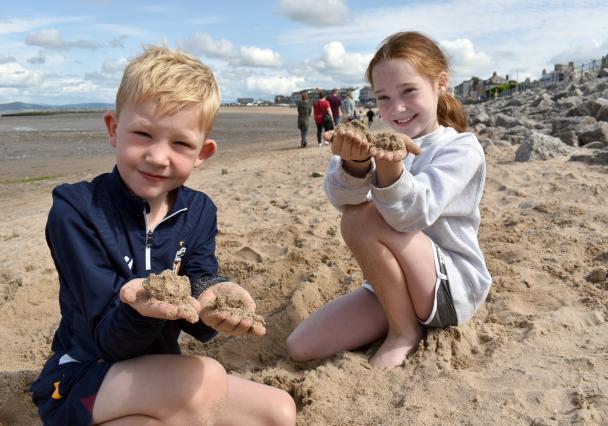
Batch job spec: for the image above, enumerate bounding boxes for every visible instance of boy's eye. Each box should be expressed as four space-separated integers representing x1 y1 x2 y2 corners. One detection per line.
133 131 151 138
175 141 194 149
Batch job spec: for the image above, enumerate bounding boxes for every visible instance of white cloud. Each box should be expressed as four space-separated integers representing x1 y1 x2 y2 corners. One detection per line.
102 57 128 74
440 38 492 80
245 75 304 96
236 46 282 67
0 17 53 35
0 63 40 87
25 28 101 50
27 51 46 65
317 41 371 79
0 54 17 64
279 0 348 26
179 34 237 59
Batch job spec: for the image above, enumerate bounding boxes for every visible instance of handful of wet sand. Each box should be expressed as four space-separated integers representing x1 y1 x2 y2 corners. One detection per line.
143 270 192 305
206 293 266 328
332 120 406 152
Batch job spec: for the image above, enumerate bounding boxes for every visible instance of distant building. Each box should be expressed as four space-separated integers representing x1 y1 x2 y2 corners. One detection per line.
359 86 376 106
236 97 254 105
274 95 292 104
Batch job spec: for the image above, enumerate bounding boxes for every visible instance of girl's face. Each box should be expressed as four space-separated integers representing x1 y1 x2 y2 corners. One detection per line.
372 58 445 139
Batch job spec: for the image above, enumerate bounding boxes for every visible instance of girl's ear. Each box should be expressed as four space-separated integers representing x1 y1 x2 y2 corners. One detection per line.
104 111 118 148
195 139 217 167
437 71 449 93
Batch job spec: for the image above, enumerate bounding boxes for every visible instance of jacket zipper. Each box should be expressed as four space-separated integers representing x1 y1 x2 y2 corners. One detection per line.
143 207 188 271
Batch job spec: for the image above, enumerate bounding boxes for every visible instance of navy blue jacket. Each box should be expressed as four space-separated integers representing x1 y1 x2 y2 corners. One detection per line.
46 167 220 363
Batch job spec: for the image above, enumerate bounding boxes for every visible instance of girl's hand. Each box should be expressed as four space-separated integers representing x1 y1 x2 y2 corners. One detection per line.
371 133 420 163
199 282 266 337
120 278 201 323
324 128 371 162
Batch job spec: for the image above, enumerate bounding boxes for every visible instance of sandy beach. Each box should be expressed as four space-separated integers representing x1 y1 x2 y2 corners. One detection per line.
0 105 607 425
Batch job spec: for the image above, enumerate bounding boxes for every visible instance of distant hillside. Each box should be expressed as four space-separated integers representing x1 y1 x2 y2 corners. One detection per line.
0 101 114 115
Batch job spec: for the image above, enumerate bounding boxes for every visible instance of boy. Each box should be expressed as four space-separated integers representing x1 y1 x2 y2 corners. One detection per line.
30 46 296 425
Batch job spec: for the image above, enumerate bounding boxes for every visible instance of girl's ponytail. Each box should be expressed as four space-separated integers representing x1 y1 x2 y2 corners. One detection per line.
437 92 467 132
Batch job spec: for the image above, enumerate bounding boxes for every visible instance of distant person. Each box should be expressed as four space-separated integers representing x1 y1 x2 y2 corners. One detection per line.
366 107 375 127
313 91 333 146
342 91 356 122
287 31 491 370
327 89 342 125
296 93 312 148
30 45 296 425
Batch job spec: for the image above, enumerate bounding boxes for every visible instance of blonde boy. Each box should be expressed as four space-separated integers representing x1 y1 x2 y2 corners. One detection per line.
31 46 296 425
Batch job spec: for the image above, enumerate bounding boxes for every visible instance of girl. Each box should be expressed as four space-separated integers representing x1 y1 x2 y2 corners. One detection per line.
287 31 491 369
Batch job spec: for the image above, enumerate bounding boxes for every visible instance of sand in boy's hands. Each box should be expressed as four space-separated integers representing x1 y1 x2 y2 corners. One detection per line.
332 120 405 152
143 270 192 305
207 293 266 327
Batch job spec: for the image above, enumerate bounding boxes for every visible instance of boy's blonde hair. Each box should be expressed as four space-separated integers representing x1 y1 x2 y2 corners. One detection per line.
116 45 221 136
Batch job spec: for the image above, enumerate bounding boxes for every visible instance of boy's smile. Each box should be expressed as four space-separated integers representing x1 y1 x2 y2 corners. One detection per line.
372 59 444 139
104 100 216 211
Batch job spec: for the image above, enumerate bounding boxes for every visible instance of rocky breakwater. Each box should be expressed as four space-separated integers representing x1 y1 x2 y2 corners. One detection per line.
466 69 608 164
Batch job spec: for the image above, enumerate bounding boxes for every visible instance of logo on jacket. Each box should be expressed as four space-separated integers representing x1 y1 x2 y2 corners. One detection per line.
172 241 187 274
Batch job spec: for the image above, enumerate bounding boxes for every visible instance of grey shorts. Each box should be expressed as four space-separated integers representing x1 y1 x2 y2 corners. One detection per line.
362 242 458 328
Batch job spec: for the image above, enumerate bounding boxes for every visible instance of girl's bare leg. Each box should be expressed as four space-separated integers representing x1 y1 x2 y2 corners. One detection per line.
287 287 388 362
340 203 437 369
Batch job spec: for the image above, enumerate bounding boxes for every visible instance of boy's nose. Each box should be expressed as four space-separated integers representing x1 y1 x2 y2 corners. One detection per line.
145 142 170 166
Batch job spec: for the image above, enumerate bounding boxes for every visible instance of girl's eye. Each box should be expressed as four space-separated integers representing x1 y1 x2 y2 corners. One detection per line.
377 96 389 101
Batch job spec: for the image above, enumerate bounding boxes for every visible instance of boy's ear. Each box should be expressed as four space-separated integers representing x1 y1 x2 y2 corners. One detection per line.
195 139 217 167
104 111 118 148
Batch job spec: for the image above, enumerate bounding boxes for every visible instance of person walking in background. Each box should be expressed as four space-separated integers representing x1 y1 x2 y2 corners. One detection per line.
327 89 342 125
313 91 333 146
342 91 356 122
296 93 312 148
287 31 491 370
366 107 375 127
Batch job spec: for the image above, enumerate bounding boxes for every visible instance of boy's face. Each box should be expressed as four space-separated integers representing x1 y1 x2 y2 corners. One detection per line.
104 100 216 206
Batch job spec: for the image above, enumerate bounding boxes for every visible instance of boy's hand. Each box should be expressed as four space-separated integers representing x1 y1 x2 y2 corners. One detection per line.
120 278 201 323
199 282 266 337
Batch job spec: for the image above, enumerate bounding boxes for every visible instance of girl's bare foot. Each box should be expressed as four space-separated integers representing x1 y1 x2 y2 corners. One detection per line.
369 328 423 369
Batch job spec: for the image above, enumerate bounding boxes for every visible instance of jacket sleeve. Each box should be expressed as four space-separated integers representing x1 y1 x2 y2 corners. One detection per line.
47 189 167 362
370 139 485 232
323 155 374 210
179 197 226 341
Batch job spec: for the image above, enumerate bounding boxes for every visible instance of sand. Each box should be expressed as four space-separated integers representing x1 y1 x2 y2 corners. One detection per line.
143 270 192 305
0 107 607 425
332 120 406 152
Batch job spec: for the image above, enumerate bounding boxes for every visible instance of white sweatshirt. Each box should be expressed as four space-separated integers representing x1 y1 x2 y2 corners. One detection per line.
324 125 491 324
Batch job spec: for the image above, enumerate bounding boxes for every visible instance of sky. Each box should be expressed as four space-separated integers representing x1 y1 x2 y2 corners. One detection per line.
1 0 607 105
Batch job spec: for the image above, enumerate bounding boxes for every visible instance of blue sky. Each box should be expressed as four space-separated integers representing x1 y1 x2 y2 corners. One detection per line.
1 0 607 105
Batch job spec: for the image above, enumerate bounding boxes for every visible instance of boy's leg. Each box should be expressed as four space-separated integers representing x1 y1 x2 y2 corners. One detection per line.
286 287 388 363
92 354 227 425
340 203 437 369
215 375 296 426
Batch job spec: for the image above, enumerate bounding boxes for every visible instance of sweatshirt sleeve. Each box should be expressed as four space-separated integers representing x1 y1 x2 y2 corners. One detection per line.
47 189 166 362
323 155 374 210
370 139 485 232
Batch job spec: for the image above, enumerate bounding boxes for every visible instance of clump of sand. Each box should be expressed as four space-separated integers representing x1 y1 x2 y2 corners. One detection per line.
332 120 405 151
208 293 266 327
143 270 191 305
